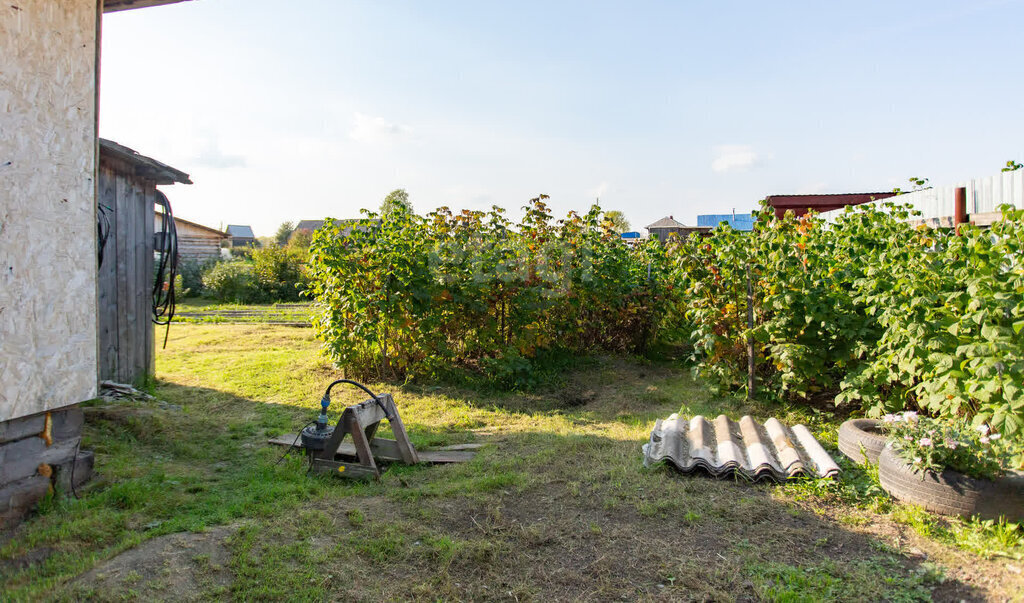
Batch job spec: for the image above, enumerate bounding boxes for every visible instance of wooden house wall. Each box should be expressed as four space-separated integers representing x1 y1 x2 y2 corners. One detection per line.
171 220 224 263
97 156 155 384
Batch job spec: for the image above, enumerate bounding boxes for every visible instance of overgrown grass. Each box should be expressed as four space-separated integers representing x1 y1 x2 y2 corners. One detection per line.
1 324 1020 600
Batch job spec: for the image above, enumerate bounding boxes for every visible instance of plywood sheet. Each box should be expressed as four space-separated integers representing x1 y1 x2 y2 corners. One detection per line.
0 1 99 421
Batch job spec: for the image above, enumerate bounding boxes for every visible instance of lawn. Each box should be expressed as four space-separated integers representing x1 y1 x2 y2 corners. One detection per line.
171 299 313 325
2 324 1022 601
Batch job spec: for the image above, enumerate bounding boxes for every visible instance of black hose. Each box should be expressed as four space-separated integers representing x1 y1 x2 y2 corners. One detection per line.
325 379 378 401
97 203 112 268
152 191 178 348
323 379 393 420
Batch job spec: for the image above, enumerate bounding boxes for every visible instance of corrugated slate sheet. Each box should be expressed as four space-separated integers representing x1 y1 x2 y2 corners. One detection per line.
643 414 840 481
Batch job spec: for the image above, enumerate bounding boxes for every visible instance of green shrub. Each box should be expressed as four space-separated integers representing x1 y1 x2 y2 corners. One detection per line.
250 245 309 302
306 197 672 384
177 258 216 297
201 261 261 303
673 202 1024 440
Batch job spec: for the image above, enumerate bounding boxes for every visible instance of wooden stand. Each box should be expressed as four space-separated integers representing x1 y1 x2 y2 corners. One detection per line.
311 394 419 478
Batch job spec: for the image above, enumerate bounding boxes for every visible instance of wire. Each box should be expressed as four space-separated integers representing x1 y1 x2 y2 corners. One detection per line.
152 191 178 348
276 421 317 466
68 439 82 499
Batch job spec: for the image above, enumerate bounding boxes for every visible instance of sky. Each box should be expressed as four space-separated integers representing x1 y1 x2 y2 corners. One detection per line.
100 0 1024 237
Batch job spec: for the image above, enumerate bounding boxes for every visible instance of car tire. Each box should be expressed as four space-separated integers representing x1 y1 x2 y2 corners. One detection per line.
837 419 887 465
878 445 1024 521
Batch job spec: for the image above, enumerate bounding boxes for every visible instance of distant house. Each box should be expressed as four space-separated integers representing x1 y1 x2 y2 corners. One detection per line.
697 212 756 231
226 224 256 247
764 193 897 219
295 219 325 232
645 216 710 242
620 231 642 244
296 218 382 237
163 215 228 262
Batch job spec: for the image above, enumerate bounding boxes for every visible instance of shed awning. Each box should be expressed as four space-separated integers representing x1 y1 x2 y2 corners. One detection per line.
103 0 192 13
99 139 192 186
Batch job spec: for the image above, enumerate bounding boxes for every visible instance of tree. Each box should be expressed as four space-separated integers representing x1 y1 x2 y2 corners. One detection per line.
1002 160 1023 172
380 188 413 217
604 210 631 233
275 221 296 246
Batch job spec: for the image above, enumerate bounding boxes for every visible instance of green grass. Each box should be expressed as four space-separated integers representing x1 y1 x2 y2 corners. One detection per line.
2 324 1021 600
172 299 313 325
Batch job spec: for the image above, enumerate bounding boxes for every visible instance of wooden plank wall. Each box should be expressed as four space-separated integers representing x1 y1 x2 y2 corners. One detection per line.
177 237 222 262
97 157 155 384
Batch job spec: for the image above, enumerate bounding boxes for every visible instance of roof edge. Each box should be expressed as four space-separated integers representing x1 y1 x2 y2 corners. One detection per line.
102 0 192 14
100 138 192 185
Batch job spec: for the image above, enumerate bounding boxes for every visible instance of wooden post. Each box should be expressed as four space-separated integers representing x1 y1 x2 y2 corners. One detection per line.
954 187 968 234
746 264 755 400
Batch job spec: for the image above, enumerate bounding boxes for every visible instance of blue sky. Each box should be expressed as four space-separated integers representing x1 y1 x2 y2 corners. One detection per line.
100 0 1024 236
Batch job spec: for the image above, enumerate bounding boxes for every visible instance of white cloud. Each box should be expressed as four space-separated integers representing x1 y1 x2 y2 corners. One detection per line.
192 137 246 169
350 112 409 145
711 144 763 173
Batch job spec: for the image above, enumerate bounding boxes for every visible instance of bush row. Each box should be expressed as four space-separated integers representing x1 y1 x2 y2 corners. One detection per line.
305 196 1023 438
670 203 1024 437
306 197 670 388
179 245 309 303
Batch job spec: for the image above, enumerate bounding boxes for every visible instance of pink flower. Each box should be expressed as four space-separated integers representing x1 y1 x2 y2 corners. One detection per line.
976 424 990 435
980 436 990 444
904 435 913 441
990 433 1001 441
883 414 897 423
919 437 933 447
903 411 919 423
944 439 958 450
913 456 922 464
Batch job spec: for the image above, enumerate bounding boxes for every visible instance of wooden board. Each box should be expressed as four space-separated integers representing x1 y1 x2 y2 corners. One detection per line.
268 434 477 464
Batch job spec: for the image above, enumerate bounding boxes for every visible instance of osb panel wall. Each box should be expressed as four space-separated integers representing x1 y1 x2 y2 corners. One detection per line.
0 1 99 422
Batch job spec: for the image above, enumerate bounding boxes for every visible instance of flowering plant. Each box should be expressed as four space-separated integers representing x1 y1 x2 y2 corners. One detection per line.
882 412 1013 480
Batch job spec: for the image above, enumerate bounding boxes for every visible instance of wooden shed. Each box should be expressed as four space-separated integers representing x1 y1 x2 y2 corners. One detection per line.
97 139 191 384
164 215 227 263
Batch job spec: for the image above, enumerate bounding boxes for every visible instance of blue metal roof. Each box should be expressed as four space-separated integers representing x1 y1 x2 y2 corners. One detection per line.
697 213 755 231
620 231 641 239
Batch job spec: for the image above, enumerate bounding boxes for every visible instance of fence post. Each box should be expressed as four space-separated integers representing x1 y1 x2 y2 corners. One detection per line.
746 263 755 400
955 186 968 234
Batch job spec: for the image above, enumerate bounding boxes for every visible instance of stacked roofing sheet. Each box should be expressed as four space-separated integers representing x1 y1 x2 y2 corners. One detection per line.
643 414 840 481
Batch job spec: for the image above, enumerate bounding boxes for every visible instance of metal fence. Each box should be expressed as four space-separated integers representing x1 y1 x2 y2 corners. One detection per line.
819 169 1024 222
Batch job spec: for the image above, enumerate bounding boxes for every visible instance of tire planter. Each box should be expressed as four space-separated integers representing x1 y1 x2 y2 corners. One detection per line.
837 419 887 465
878 445 1024 521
